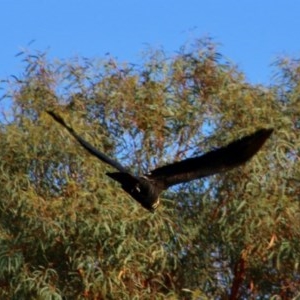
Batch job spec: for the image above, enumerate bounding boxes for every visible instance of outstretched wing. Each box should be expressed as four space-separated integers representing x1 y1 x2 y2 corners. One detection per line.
147 128 273 188
47 111 128 173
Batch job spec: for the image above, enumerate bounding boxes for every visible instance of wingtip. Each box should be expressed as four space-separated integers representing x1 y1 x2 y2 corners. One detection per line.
262 128 274 135
236 127 273 163
46 110 55 117
46 110 59 121
46 110 69 128
256 128 274 142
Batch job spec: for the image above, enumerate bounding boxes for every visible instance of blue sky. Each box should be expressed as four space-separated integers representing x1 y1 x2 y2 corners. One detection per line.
1 0 300 97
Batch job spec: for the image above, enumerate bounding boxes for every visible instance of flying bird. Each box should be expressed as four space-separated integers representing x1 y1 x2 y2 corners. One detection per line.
47 111 273 212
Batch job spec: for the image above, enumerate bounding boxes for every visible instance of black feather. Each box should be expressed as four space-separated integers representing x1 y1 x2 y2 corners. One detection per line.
47 111 127 173
147 128 273 188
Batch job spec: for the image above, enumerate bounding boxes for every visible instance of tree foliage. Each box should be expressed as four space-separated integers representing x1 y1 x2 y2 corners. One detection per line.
0 39 299 299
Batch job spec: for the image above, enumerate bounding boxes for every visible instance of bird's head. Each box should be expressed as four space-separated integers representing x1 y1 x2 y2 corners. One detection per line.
106 172 160 212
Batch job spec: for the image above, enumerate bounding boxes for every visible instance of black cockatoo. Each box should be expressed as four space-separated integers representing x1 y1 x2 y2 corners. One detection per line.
47 111 273 212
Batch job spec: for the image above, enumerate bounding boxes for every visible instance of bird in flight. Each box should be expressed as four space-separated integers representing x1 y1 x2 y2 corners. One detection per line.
47 111 273 212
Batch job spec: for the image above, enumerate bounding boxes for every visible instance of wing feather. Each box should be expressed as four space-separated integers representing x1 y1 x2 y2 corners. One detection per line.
47 111 128 173
148 128 273 188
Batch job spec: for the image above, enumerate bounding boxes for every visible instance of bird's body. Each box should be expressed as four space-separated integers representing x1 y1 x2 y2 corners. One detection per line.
47 111 273 212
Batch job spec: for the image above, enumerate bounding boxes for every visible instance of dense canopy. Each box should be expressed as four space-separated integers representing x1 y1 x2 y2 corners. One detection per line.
0 40 299 299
